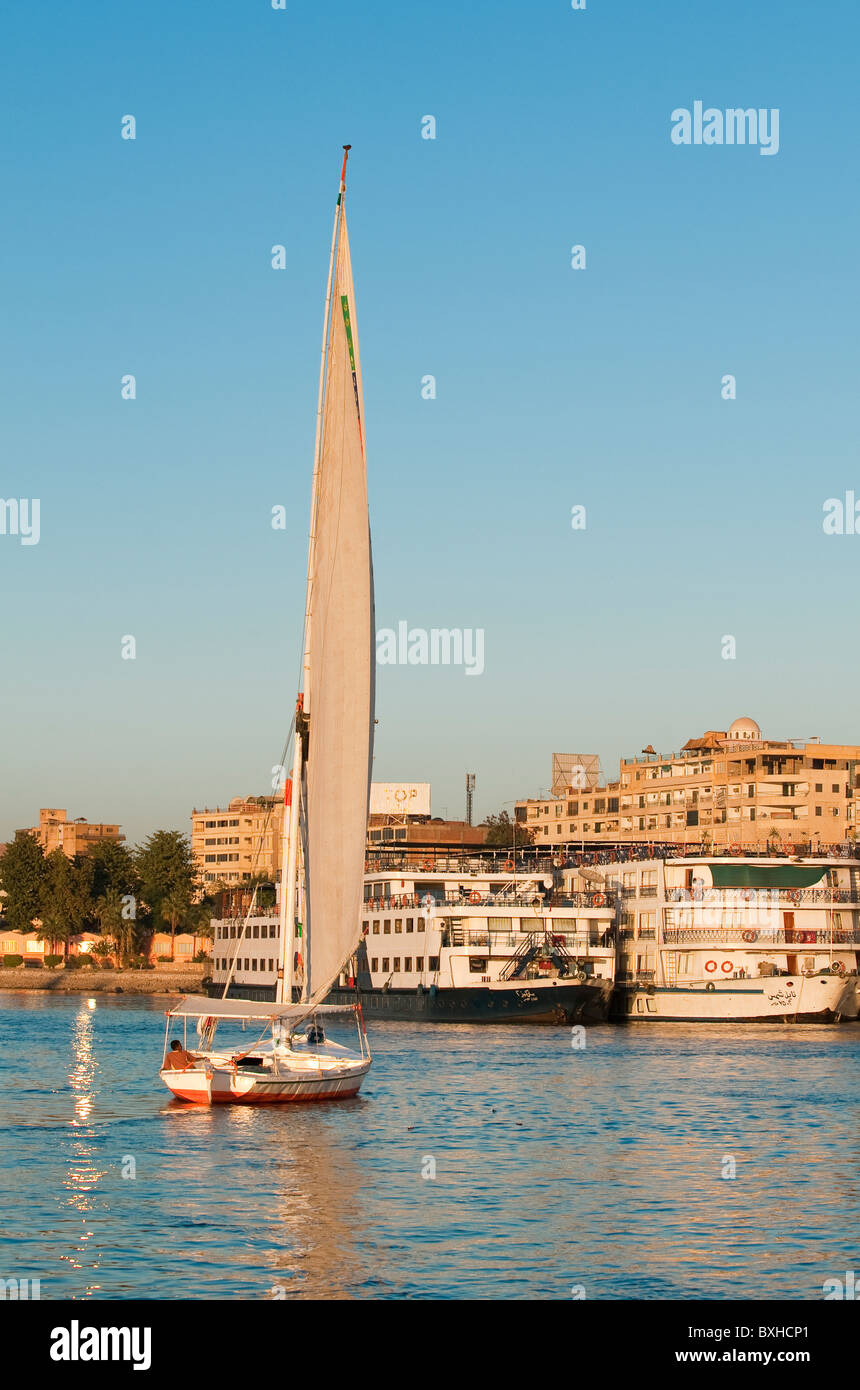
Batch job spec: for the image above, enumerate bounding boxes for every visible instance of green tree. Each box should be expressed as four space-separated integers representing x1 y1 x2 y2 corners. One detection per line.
0 831 47 930
92 887 139 964
135 830 198 945
482 811 532 848
89 840 139 903
41 850 95 957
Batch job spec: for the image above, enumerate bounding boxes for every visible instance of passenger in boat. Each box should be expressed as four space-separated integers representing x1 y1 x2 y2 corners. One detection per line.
162 1039 197 1070
306 1023 326 1045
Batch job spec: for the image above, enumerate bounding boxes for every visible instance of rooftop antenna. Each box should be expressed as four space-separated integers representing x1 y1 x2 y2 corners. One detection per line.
465 773 476 826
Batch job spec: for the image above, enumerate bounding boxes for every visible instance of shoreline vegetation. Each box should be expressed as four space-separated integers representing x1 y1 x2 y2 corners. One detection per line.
0 964 207 995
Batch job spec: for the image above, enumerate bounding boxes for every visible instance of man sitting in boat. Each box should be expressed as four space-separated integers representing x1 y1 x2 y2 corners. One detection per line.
162 1039 197 1070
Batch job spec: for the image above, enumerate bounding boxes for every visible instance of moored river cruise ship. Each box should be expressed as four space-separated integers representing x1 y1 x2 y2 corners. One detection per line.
209 861 616 1024
586 853 860 1022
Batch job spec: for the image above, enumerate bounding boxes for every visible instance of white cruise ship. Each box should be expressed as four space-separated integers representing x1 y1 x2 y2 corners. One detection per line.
579 853 860 1022
209 862 617 1024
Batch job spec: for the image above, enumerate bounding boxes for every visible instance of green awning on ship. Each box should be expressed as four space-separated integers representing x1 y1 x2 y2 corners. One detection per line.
710 865 826 889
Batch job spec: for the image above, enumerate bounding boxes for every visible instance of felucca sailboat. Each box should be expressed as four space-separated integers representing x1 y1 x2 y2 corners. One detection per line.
160 147 375 1104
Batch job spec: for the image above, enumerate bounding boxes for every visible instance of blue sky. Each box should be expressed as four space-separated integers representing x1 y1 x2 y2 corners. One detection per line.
1 0 858 845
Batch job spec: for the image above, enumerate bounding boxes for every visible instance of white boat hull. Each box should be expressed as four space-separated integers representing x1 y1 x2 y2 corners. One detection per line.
619 973 855 1022
160 1043 371 1105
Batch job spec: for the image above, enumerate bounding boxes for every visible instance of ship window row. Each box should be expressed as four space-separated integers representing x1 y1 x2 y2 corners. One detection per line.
215 958 276 973
371 957 424 973
364 918 425 934
214 923 279 939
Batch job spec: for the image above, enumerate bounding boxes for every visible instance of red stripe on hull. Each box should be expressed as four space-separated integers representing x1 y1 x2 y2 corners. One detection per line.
168 1086 363 1105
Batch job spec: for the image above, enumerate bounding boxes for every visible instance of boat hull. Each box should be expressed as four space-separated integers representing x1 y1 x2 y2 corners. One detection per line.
160 1059 370 1105
613 973 855 1023
327 978 612 1024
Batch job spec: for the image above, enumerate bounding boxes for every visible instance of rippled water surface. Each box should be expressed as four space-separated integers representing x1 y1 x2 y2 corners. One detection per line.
1 992 858 1299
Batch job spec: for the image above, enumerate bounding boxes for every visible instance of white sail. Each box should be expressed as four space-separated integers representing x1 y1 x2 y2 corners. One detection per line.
303 197 375 1005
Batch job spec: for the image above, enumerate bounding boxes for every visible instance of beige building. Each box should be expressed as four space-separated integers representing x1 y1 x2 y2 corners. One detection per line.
24 808 125 858
191 796 284 887
517 717 860 852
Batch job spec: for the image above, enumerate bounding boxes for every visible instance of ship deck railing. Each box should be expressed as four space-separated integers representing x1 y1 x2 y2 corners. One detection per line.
665 888 859 906
446 927 613 949
663 927 860 946
363 890 616 911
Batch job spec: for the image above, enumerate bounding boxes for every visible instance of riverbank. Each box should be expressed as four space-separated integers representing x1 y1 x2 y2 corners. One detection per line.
0 965 207 995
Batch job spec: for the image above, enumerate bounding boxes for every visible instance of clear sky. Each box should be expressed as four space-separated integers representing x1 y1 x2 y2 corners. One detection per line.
1 0 858 846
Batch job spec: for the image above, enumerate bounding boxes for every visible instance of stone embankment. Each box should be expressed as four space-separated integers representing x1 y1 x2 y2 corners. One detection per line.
0 965 208 995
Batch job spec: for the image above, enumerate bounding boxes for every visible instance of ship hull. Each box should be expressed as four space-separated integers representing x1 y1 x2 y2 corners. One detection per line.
613 974 855 1023
327 978 612 1024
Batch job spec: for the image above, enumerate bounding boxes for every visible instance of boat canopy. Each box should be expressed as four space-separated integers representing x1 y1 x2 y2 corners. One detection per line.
710 865 827 889
167 994 359 1021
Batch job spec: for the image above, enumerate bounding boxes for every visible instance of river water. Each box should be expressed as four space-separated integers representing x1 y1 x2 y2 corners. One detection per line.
1 993 857 1300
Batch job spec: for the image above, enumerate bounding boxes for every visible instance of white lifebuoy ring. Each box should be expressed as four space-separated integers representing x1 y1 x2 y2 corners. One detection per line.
469 891 481 904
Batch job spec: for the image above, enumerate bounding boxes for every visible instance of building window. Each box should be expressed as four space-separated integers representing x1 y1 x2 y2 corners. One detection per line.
816 806 822 817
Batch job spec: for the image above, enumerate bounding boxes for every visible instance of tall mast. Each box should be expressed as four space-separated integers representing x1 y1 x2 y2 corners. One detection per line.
275 148 350 1007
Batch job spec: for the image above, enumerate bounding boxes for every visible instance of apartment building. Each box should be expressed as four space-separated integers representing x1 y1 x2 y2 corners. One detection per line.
23 808 125 857
191 796 284 887
517 717 860 852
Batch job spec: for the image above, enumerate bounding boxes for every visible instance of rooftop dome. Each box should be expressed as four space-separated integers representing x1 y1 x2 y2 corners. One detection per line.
728 716 761 741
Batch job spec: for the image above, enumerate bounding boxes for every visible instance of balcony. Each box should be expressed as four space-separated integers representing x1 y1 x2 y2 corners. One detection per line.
663 927 860 946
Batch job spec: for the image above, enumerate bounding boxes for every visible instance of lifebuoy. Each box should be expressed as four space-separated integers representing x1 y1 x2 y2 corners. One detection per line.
705 960 718 973
591 892 606 907
741 888 755 902
832 960 845 974
647 846 655 858
720 960 734 973
423 859 433 871
741 930 758 943
789 889 802 904
730 843 741 854
469 891 481 904
504 860 514 872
